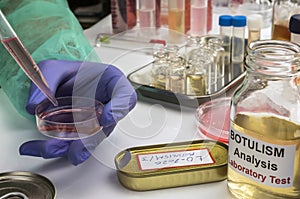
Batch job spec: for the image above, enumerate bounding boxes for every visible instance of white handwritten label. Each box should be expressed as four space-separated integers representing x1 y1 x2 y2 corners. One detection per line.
137 149 215 170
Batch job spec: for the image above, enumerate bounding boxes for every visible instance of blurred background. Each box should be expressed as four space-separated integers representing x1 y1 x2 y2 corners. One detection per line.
67 0 111 29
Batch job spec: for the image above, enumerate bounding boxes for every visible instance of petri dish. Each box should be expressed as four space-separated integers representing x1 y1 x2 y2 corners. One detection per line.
195 97 231 144
35 96 104 140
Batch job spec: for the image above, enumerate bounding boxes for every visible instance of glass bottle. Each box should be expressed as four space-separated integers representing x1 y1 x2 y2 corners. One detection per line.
228 40 300 199
151 50 169 89
185 51 209 96
272 0 300 41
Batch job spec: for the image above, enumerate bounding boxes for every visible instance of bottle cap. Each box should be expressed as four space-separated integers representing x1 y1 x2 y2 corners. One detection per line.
232 15 247 27
247 14 262 31
289 14 300 34
219 15 233 27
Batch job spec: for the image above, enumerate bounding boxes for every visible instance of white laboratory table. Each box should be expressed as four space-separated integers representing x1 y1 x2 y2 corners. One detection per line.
0 11 272 199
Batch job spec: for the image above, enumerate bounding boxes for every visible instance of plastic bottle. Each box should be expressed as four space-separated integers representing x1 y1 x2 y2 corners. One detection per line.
247 14 263 45
231 15 246 63
289 14 300 45
228 39 300 199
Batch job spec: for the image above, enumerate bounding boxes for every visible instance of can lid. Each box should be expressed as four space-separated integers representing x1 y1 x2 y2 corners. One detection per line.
0 171 56 199
247 14 262 31
232 15 247 27
289 14 300 34
219 15 233 27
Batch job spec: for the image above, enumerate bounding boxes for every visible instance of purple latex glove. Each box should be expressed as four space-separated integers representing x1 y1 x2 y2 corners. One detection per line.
19 60 137 165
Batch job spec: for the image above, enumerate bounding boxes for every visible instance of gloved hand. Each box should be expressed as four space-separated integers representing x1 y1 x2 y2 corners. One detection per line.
19 60 137 165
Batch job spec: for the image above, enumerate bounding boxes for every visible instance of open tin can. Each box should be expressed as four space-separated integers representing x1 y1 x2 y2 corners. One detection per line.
0 171 56 199
115 140 228 191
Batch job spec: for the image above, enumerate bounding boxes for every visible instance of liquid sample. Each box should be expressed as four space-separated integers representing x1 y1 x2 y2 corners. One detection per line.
248 30 260 45
272 24 290 41
207 0 212 32
186 74 206 95
151 73 166 89
160 0 168 26
38 108 102 139
168 9 185 33
139 9 155 27
197 99 230 143
1 36 57 106
127 0 137 28
111 0 137 33
228 113 300 199
168 75 185 94
190 5 207 36
155 0 161 28
185 0 191 33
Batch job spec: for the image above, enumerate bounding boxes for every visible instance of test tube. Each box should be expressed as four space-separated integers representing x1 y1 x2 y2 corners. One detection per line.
247 14 262 45
219 15 232 54
190 0 207 37
168 0 185 33
231 15 246 63
219 15 232 80
139 0 156 28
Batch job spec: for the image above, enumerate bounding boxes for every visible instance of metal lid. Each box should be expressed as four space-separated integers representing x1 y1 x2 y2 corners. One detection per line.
289 14 300 34
0 171 56 199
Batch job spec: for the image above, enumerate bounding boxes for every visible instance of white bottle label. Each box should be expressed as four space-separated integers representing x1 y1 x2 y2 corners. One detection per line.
229 127 296 188
137 149 215 170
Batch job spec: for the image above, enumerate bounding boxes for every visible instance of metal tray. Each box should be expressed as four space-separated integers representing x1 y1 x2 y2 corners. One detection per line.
127 61 246 108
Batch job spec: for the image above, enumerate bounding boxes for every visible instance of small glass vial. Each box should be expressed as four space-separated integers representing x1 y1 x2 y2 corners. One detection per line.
165 56 186 94
185 52 208 96
185 35 202 61
228 40 300 199
190 0 207 36
247 14 262 45
272 0 300 41
151 50 169 89
289 14 300 45
231 15 246 63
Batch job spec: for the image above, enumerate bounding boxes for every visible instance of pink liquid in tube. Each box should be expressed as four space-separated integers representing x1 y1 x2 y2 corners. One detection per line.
190 2 207 36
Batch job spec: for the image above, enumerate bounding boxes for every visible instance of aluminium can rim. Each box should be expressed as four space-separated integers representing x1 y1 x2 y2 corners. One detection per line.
0 171 56 199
